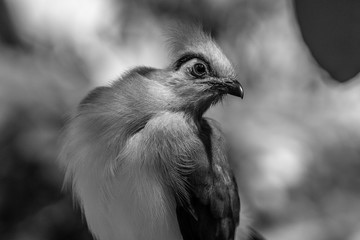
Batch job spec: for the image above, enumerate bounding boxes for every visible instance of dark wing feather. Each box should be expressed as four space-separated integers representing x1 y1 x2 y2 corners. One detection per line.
176 118 240 240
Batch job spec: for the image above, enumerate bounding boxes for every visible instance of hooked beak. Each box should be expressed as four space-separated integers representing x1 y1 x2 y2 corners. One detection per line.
200 77 244 99
225 79 244 99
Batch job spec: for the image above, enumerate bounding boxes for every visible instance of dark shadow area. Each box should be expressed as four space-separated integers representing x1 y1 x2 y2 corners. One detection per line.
294 0 360 82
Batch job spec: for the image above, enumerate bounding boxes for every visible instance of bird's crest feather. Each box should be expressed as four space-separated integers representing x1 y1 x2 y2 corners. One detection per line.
166 22 212 60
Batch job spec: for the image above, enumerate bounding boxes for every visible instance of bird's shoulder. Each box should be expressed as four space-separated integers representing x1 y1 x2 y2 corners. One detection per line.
144 111 196 135
131 111 206 166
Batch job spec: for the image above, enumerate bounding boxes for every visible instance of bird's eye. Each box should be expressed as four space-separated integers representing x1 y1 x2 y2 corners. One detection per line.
191 63 208 77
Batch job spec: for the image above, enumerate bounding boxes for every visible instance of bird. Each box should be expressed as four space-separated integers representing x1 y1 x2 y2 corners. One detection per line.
60 24 265 240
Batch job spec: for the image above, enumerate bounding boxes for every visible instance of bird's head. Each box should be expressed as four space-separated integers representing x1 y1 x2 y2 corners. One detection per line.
130 24 243 120
163 24 244 118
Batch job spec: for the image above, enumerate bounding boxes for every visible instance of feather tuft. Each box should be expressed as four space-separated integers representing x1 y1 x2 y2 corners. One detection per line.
166 22 212 60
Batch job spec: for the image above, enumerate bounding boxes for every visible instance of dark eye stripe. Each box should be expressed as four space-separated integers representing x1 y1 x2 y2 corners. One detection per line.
174 52 213 74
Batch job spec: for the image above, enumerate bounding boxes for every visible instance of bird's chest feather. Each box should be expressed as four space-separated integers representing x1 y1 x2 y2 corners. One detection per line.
68 111 238 240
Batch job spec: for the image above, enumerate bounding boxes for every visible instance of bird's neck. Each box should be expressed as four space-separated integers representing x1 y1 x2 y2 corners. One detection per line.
180 102 210 122
181 93 222 122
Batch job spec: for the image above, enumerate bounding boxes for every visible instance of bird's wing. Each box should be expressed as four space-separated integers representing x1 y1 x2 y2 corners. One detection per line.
204 120 267 240
176 118 240 240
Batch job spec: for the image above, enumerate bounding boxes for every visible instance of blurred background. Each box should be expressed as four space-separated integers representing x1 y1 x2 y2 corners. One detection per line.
0 0 360 239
